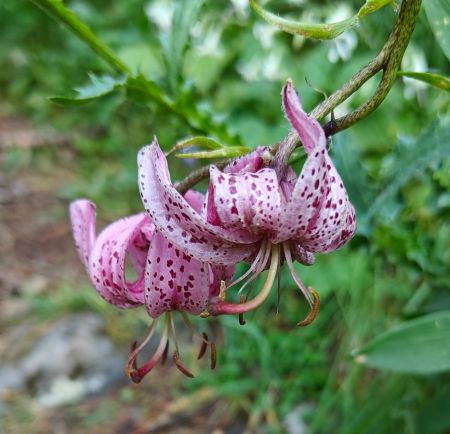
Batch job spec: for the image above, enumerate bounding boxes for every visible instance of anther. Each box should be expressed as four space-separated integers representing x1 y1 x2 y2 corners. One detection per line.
173 350 194 378
298 287 320 327
197 332 209 360
210 343 217 370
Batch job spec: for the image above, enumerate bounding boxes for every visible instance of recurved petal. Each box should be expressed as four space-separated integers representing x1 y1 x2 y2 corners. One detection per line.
276 148 356 252
224 146 271 174
138 141 257 265
282 80 326 154
208 165 282 236
89 213 152 308
69 199 96 269
144 231 211 317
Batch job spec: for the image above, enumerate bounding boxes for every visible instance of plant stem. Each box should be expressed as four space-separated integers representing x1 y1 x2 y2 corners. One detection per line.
175 0 422 193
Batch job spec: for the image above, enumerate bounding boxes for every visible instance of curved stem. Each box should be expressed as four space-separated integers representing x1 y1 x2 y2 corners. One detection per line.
175 0 422 193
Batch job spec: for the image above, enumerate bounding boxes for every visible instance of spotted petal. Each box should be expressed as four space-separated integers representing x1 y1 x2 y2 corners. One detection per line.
223 146 271 174
138 140 257 265
276 148 356 252
144 231 211 317
208 165 282 236
282 79 326 154
70 199 96 269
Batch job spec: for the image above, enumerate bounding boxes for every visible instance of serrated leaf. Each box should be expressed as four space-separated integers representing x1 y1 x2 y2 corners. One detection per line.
423 0 450 62
398 71 450 92
249 0 391 40
30 0 129 73
50 74 126 105
176 146 250 159
167 136 224 156
353 311 450 374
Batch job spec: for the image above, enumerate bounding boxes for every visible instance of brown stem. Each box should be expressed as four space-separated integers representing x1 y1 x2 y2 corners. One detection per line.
175 0 421 193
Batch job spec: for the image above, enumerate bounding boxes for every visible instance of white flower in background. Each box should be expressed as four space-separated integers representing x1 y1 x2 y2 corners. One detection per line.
326 5 357 63
145 0 173 32
194 27 224 57
401 45 428 100
237 57 260 81
253 22 279 49
237 51 283 82
231 0 249 19
262 52 283 81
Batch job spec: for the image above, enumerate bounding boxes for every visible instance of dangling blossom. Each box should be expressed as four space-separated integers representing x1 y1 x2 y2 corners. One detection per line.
138 80 356 325
69 192 234 382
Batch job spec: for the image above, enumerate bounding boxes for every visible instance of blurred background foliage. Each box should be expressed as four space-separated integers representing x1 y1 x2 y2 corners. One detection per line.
0 0 449 433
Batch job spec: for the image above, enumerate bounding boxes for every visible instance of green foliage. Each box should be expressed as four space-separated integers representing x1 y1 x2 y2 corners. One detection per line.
354 311 450 374
423 0 450 61
398 71 450 92
250 0 393 40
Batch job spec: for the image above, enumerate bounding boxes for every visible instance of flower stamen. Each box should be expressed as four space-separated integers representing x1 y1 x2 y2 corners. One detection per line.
211 244 280 315
298 287 320 327
125 314 170 383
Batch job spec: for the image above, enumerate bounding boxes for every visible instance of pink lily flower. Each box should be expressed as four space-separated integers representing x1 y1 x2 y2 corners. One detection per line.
69 192 234 382
138 80 356 324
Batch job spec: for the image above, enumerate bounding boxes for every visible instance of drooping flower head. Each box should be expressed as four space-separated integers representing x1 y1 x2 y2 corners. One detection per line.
70 192 234 382
138 80 356 324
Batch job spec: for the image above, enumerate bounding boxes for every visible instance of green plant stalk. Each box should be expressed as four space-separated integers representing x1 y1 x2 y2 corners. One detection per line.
30 0 130 74
176 0 422 193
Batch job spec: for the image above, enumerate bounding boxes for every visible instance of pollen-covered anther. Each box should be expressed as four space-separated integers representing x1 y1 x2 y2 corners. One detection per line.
298 287 320 327
173 350 195 378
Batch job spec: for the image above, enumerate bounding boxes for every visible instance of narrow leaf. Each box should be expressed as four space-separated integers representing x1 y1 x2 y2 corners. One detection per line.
50 74 126 105
250 0 391 40
176 146 251 159
398 71 450 92
30 0 129 73
423 0 450 62
162 0 204 92
353 311 450 374
167 136 224 156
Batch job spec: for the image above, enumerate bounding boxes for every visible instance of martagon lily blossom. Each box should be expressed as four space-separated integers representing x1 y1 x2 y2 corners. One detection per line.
69 192 234 382
138 80 356 324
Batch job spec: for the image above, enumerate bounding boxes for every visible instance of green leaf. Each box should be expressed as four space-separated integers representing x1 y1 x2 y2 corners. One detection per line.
125 75 173 108
398 71 450 92
30 0 129 73
50 74 126 105
353 311 450 374
423 0 450 62
176 146 250 159
162 0 204 92
249 0 391 40
167 136 224 156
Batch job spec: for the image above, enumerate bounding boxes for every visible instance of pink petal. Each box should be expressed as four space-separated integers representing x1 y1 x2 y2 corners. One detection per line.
89 213 153 308
144 231 211 317
208 165 282 236
282 80 326 154
275 149 356 252
223 146 271 174
138 140 257 265
69 199 96 269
